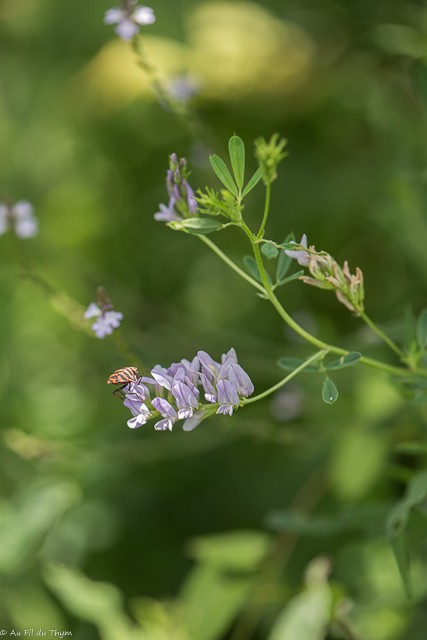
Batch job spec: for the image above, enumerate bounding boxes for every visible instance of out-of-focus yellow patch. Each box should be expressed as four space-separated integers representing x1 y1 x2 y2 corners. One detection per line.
70 37 189 116
72 1 315 116
187 1 315 99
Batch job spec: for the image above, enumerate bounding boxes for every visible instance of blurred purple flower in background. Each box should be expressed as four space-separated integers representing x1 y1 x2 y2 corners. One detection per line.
104 2 155 40
0 201 38 239
167 74 200 104
84 288 123 338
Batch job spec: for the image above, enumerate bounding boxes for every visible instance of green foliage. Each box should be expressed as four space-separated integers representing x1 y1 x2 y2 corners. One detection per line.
3 0 427 637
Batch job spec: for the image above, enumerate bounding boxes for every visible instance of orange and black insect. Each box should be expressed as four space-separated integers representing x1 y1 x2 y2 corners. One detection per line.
107 366 139 398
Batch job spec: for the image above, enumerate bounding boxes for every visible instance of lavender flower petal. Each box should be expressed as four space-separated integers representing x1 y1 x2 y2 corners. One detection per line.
228 363 254 398
152 397 178 419
284 234 310 266
154 418 175 431
128 413 150 429
172 381 199 419
216 379 240 416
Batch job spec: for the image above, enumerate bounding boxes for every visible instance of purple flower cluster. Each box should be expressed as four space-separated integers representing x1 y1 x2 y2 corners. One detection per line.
120 349 254 431
154 154 198 223
0 201 38 239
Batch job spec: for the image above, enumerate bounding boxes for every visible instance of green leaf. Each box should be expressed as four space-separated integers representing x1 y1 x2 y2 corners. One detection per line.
243 255 271 285
324 352 361 371
209 155 238 196
228 135 245 190
242 167 263 198
389 535 412 599
276 270 304 286
261 242 279 259
406 469 427 506
182 565 252 640
416 308 427 350
0 481 79 576
44 564 138 633
181 218 224 234
384 469 427 597
277 356 320 373
187 530 270 572
268 559 332 640
322 377 338 404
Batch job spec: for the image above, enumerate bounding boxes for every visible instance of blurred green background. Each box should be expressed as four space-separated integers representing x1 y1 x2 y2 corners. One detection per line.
2 0 427 638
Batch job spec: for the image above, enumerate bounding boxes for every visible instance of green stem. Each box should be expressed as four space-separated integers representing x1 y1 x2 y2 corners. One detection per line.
257 182 271 239
131 35 203 140
198 235 266 294
243 350 327 405
360 311 406 361
238 222 427 379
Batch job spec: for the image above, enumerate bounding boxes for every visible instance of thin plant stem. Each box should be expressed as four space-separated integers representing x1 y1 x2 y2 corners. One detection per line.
360 311 406 361
243 350 327 405
257 182 271 239
131 35 205 141
198 235 266 294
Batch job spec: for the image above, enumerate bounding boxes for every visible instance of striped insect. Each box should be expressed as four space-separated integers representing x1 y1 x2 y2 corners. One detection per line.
107 366 139 398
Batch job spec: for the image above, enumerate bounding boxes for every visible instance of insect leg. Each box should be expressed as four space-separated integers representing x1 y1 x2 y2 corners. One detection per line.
113 385 127 400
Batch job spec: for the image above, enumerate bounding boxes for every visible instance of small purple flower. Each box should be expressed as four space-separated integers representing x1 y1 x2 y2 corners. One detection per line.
227 363 255 398
152 397 178 431
0 200 38 239
155 154 198 223
284 234 310 267
172 380 200 419
84 295 123 339
216 379 240 416
127 403 152 429
104 2 155 40
154 198 181 223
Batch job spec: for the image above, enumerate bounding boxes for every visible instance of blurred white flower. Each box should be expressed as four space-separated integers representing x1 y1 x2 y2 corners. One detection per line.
0 200 38 239
104 3 155 40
